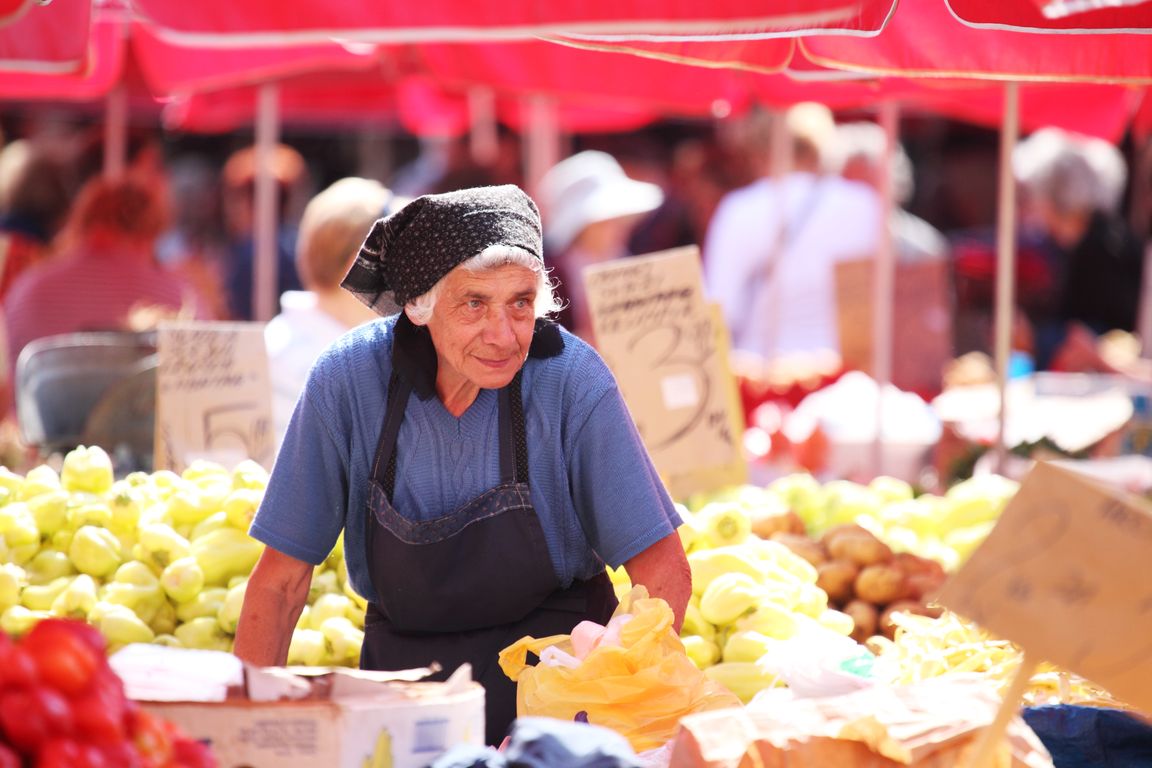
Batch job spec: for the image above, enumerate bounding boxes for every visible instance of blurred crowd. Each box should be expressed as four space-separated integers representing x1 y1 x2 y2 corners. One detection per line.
0 106 1146 471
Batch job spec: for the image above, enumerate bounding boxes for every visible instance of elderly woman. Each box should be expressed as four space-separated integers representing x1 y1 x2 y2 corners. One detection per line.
234 185 691 745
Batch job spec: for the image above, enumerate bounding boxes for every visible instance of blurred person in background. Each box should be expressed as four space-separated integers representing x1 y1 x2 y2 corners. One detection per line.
265 177 404 447
0 140 71 298
835 121 949 264
703 103 881 362
629 136 734 259
3 176 212 378
156 154 231 320
1013 128 1144 372
220 143 307 321
537 150 663 341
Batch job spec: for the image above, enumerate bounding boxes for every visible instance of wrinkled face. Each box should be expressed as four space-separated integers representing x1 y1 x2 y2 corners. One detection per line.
426 263 538 391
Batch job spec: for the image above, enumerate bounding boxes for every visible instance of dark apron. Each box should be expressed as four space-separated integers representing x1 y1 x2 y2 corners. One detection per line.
361 363 617 746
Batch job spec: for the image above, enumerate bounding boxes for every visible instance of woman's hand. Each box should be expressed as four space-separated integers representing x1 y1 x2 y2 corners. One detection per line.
233 547 313 666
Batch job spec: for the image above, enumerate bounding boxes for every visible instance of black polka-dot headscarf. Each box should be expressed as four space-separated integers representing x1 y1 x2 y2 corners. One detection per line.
342 184 543 313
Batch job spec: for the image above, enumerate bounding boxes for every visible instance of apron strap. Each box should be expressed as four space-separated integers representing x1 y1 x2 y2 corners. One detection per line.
372 370 411 501
498 370 529 485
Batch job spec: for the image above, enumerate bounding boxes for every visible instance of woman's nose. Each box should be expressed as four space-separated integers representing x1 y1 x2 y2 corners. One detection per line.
483 307 516 345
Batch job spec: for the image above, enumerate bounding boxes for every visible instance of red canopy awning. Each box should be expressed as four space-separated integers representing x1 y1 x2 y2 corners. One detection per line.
947 0 1152 32
127 0 896 44
0 0 90 74
803 0 1152 82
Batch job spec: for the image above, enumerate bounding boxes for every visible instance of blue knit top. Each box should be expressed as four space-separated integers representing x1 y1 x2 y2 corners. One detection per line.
250 314 681 604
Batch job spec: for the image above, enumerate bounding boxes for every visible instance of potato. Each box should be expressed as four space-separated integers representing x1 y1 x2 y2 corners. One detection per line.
751 509 806 539
816 559 859 604
769 532 827 567
842 599 878 644
819 523 873 548
904 572 948 603
854 564 907 605
827 532 893 568
892 552 946 581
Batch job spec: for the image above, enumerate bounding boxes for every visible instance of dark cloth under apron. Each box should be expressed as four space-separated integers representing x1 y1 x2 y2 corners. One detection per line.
360 317 618 746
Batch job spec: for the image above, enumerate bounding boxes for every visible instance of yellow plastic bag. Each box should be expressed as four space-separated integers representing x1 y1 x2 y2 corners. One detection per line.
498 587 742 752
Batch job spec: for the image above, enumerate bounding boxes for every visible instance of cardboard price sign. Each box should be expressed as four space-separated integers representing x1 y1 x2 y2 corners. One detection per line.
583 247 746 498
154 321 273 473
938 460 1152 713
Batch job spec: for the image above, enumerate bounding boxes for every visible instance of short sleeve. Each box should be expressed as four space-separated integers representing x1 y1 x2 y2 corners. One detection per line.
248 361 352 566
565 384 682 569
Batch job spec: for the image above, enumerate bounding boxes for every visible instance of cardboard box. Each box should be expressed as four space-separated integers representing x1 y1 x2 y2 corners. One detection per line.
111 645 485 768
667 677 1053 767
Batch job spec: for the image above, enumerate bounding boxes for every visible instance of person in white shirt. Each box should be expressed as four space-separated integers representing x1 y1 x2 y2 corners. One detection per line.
703 103 881 361
265 177 402 447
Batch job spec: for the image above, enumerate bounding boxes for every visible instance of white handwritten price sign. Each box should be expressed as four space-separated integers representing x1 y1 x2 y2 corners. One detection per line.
154 321 274 474
938 460 1152 713
584 247 747 498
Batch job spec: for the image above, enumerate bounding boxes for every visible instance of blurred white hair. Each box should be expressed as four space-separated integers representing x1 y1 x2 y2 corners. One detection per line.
1013 127 1127 215
404 244 561 326
832 121 915 206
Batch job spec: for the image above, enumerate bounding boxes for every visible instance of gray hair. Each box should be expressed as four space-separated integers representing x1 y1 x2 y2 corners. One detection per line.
1014 127 1127 215
404 244 561 326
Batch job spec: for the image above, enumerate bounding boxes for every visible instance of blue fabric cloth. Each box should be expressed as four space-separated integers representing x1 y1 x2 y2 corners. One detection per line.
251 314 681 604
426 717 644 768
1023 705 1152 768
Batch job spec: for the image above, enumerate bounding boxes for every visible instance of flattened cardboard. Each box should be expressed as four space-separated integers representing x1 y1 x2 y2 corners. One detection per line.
583 247 747 498
154 321 274 473
668 677 1052 767
938 460 1152 714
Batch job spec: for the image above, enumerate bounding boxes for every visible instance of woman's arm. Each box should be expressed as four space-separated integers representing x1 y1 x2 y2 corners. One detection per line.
233 546 314 666
624 530 691 633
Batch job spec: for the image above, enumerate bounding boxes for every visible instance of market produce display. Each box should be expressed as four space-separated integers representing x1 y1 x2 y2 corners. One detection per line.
870 609 1122 709
642 472 1021 704
0 447 362 667
0 617 214 767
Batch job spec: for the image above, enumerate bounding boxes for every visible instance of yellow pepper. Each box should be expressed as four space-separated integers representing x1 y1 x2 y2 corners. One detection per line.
699 572 763 626
61 445 115 495
190 527 264 587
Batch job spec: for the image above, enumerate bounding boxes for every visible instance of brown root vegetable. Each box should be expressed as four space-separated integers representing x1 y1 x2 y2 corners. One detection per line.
816 559 859 604
892 552 947 581
827 532 893 568
842 599 878 644
854 564 907 605
751 508 807 539
769 532 827 567
904 571 948 603
819 523 874 548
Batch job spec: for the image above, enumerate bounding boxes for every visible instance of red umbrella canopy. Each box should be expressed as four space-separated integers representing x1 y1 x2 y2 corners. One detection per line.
128 0 896 43
947 0 1152 31
0 0 90 73
802 0 1152 82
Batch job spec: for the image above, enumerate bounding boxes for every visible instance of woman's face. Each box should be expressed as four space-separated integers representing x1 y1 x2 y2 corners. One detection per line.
425 263 539 392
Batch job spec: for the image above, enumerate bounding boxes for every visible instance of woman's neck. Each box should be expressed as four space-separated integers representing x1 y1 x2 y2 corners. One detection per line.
435 370 481 418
